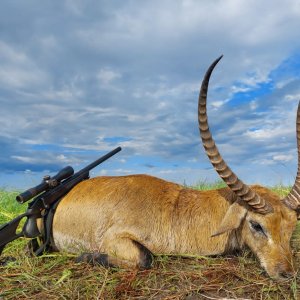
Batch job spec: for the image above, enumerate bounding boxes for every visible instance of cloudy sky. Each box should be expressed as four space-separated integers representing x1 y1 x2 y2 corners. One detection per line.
1 0 300 190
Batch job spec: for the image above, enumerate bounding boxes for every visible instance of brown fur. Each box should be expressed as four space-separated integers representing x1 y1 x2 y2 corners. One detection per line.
52 174 297 279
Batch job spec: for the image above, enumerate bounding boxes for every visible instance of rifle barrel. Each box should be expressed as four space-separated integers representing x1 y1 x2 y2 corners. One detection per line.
77 146 122 176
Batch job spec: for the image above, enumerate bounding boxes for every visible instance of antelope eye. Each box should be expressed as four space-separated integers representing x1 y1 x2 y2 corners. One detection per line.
249 220 266 236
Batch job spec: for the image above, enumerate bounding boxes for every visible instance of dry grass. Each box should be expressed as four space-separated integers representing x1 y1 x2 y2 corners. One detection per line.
0 185 300 300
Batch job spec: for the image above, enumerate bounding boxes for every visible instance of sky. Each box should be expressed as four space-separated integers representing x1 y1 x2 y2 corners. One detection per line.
1 0 300 190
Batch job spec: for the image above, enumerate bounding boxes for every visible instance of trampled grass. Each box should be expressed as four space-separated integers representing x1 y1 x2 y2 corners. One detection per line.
0 184 299 299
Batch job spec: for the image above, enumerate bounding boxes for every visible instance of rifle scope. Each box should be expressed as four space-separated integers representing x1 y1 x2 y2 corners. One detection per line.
16 166 74 204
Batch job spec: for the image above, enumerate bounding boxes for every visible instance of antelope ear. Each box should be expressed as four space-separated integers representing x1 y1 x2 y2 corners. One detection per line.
212 201 247 237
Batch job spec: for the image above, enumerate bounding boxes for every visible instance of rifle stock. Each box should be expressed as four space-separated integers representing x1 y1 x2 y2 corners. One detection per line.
0 212 28 255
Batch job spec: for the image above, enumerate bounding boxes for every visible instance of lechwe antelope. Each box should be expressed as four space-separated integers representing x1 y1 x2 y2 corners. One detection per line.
52 56 299 280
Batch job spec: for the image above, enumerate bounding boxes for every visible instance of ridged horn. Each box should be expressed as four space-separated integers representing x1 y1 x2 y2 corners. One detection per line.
198 56 273 214
282 101 300 214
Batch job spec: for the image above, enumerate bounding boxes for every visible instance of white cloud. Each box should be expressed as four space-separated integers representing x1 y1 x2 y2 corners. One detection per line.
273 154 294 162
11 155 35 163
0 41 48 88
276 78 295 89
244 125 294 141
284 94 300 102
211 100 227 108
39 36 59 51
97 68 122 85
64 0 84 16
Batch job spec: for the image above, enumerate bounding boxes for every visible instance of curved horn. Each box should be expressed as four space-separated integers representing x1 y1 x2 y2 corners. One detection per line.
198 56 273 214
283 101 300 214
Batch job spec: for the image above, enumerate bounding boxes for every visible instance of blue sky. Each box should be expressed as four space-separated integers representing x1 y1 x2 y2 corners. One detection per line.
1 0 300 189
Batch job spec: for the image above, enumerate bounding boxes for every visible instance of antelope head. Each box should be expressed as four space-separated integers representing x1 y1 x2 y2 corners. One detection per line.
199 56 299 280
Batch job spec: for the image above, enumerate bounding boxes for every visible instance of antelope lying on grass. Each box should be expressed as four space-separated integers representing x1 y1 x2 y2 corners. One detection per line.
52 56 299 280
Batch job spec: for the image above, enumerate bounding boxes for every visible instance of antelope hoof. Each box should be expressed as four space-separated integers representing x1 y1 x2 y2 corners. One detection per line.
75 252 111 267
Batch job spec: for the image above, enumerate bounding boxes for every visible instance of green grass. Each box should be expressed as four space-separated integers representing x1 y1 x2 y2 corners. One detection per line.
188 179 227 191
0 184 300 299
0 190 24 222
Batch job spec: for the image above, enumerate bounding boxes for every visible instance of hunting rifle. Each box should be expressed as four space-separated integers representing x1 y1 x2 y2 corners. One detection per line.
0 146 121 257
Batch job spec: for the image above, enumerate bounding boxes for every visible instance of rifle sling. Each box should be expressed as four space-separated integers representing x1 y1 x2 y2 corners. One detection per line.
28 198 61 256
